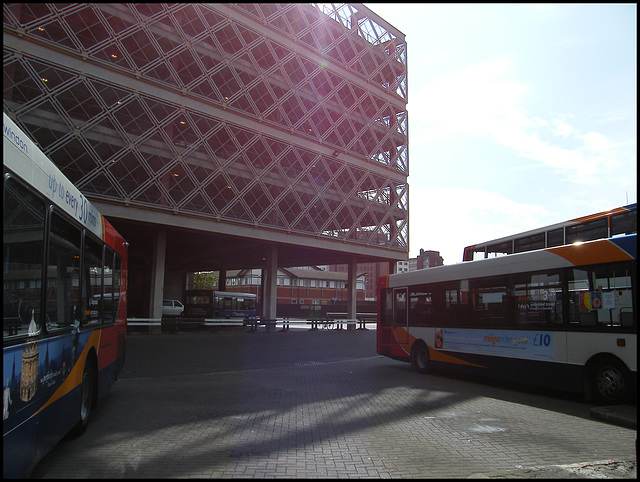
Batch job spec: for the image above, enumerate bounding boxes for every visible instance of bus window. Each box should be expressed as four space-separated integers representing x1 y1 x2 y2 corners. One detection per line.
102 247 115 323
471 277 508 326
566 218 608 244
567 262 634 328
611 211 636 236
3 178 46 338
514 233 545 253
592 262 634 327
83 235 103 325
409 286 430 327
381 289 393 326
567 268 592 325
513 271 562 325
46 211 81 331
486 240 512 257
547 228 565 247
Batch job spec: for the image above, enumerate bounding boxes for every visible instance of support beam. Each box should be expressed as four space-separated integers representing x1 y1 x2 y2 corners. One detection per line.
261 245 278 330
149 226 167 319
347 257 358 320
218 270 227 292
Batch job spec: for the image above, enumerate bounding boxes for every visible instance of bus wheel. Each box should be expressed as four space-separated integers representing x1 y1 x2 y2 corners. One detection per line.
591 358 630 405
411 342 430 374
70 359 95 436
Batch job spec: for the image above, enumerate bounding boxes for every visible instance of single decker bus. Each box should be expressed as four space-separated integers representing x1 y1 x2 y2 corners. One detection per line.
185 290 257 324
3 112 128 478
378 233 636 405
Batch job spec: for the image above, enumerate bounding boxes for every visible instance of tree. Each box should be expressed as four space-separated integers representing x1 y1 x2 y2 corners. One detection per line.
194 271 218 289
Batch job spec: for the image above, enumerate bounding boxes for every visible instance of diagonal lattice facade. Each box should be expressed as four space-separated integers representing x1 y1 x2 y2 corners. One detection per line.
3 3 408 262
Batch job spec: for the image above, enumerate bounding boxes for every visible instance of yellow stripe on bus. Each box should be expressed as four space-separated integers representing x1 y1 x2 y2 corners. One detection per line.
35 330 101 415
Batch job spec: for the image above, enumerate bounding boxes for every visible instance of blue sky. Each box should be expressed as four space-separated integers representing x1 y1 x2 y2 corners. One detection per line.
365 3 637 264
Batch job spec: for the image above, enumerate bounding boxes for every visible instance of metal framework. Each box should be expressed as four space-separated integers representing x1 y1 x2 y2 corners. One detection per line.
3 3 408 261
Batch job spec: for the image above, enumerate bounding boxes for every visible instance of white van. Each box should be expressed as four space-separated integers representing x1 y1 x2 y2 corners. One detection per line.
162 299 184 317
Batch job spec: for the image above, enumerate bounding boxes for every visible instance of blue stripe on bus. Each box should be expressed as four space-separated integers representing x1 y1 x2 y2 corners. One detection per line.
609 234 637 259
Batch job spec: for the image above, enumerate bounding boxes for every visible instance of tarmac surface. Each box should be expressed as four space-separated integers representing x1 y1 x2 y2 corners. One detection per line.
28 327 636 478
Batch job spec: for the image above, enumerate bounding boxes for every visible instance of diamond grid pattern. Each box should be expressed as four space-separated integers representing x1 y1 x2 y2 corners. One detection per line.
3 3 408 251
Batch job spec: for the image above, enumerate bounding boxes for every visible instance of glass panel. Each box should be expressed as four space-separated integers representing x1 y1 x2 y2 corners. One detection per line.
45 212 81 331
83 235 103 325
3 179 45 339
566 218 608 243
513 271 563 325
514 233 545 253
471 277 508 326
611 211 636 236
409 285 431 327
102 247 115 323
566 262 633 328
547 228 564 247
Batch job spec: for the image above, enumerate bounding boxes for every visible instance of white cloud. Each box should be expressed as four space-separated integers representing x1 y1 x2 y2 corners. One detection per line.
552 118 574 137
410 58 622 184
409 187 549 263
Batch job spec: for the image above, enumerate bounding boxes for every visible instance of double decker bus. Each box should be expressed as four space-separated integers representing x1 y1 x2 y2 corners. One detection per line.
462 204 636 261
184 290 257 323
377 233 636 405
3 113 128 478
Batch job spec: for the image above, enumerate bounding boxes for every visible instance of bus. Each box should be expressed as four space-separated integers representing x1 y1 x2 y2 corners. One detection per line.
462 204 637 261
3 113 128 478
377 233 636 405
184 290 257 322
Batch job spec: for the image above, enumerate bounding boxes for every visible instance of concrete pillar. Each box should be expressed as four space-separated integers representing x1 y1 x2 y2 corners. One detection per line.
149 226 167 319
186 272 195 290
218 270 227 291
261 244 278 330
347 257 357 329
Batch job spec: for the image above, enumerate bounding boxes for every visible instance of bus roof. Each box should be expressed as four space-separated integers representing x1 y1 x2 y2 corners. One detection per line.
3 112 104 240
390 233 636 288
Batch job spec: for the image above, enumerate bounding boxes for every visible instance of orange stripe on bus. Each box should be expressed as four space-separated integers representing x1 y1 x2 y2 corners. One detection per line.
35 331 101 415
550 239 633 266
569 206 629 223
393 327 485 368
428 346 485 368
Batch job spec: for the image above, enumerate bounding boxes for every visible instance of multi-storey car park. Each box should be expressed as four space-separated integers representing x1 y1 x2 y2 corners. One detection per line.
3 3 409 321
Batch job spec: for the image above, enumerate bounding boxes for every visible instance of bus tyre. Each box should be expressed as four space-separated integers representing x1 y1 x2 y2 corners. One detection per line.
590 358 630 405
411 342 430 374
71 359 95 437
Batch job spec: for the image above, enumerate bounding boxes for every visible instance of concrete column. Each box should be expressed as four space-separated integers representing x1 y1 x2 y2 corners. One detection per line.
261 244 278 330
186 272 195 290
347 257 357 329
149 226 167 319
218 270 227 291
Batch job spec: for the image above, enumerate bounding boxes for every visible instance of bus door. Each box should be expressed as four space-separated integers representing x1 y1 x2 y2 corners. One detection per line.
393 288 409 345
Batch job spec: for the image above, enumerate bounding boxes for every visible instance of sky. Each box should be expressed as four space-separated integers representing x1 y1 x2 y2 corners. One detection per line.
364 3 637 265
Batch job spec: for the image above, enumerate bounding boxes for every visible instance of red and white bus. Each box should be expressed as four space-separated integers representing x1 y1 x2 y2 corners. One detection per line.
377 233 636 404
462 204 636 261
3 113 128 478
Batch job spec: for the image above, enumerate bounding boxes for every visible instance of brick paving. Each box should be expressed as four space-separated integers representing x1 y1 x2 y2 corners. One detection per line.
28 330 636 478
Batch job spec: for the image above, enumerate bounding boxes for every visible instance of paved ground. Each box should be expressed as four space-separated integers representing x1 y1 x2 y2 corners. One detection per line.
29 328 636 478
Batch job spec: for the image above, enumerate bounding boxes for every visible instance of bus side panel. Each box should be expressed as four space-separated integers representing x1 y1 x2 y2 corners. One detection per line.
3 416 37 478
34 385 82 470
2 331 97 478
427 349 584 394
96 323 127 400
567 332 637 372
404 327 584 394
96 334 118 402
